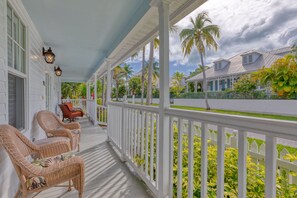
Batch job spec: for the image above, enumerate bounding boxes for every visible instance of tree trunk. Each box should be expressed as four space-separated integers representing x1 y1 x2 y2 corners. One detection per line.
141 46 145 105
200 53 210 110
146 41 154 105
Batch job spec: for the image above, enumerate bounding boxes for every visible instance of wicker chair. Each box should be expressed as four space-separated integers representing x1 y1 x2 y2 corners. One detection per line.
0 125 85 198
36 110 81 151
59 103 84 122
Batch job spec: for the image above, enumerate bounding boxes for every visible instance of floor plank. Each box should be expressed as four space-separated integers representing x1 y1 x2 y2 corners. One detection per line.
35 118 152 198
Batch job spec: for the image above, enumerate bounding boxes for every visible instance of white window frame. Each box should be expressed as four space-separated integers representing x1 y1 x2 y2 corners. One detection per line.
45 73 52 111
6 1 29 132
248 54 253 63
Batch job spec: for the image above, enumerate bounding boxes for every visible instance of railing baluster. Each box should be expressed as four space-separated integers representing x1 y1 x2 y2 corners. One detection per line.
177 118 183 198
141 111 145 171
145 112 149 177
128 109 131 158
188 120 194 198
134 110 137 158
131 109 135 158
137 110 141 156
169 117 174 198
150 113 154 181
238 130 247 198
265 135 276 198
201 122 208 198
217 126 225 198
156 114 160 188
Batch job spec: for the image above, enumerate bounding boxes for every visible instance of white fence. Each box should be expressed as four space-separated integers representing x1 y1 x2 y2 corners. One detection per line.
127 98 297 116
108 102 297 198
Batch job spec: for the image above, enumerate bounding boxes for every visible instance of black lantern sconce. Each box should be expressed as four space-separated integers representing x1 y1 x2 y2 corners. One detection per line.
43 47 55 64
54 66 62 76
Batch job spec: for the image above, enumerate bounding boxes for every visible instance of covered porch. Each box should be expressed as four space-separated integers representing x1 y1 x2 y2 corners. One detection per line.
1 0 297 198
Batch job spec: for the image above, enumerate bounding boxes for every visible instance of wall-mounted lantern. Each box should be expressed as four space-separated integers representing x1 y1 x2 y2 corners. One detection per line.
43 47 55 64
54 66 62 76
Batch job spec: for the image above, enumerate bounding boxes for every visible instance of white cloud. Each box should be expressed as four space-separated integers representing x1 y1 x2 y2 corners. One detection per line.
171 0 297 66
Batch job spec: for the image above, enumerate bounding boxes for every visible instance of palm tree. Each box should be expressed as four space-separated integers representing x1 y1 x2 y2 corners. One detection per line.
112 66 125 101
141 46 146 105
180 12 220 110
146 25 178 105
122 63 133 95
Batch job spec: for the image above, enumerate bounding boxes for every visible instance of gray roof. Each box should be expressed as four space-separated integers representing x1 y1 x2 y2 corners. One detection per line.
267 47 292 55
187 50 283 82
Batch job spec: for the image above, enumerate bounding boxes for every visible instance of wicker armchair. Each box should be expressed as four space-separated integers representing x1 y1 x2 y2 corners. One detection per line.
0 125 85 198
59 103 84 122
36 110 81 151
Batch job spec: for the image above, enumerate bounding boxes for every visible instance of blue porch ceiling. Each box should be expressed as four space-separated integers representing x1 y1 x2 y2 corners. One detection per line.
22 0 149 82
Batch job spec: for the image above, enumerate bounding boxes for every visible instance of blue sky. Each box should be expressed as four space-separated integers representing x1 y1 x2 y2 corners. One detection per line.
125 0 297 77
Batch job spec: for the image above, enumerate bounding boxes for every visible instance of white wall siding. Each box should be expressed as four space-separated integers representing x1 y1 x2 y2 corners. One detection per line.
0 0 60 197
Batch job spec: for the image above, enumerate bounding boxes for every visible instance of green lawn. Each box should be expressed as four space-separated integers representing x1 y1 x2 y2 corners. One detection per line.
171 105 297 122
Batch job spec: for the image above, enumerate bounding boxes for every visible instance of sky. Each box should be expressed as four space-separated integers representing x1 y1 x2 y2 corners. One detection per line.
125 0 297 77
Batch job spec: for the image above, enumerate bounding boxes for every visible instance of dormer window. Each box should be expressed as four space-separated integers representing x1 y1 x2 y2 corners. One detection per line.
248 55 253 63
243 54 253 65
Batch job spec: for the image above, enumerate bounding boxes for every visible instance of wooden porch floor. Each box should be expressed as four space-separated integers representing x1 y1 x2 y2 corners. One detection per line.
35 118 152 198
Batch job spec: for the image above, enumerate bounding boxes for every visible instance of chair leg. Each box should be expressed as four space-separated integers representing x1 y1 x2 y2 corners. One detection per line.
79 192 82 198
14 187 20 198
68 180 72 191
77 143 80 152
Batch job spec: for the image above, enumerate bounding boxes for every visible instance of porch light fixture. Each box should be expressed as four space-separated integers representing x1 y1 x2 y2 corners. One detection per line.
54 66 62 76
43 47 55 64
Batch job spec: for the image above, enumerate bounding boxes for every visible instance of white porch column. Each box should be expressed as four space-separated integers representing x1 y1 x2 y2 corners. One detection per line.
94 73 98 125
106 59 112 142
194 81 198 93
150 0 171 197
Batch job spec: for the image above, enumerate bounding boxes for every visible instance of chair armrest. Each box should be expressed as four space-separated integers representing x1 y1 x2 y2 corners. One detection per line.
37 139 71 158
62 122 81 130
48 129 73 139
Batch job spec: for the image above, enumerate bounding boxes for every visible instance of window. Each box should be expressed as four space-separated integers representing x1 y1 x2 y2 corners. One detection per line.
218 62 222 69
7 4 26 73
249 55 253 63
7 4 26 130
8 74 25 130
243 56 247 64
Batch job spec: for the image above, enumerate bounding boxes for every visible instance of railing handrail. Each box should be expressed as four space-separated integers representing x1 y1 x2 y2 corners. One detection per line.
165 108 297 140
109 102 297 140
109 101 159 113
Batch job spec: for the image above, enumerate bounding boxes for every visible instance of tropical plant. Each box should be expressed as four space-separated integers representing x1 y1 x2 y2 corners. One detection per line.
112 66 125 101
187 65 209 79
233 74 257 94
171 72 186 96
180 11 220 110
253 54 297 98
129 76 142 96
61 82 86 99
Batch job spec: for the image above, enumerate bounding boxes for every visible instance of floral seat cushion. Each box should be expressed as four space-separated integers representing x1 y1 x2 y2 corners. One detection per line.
26 152 75 190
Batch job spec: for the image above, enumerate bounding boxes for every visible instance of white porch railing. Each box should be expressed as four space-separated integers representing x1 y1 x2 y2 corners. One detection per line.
86 99 96 123
107 102 297 198
97 105 107 125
